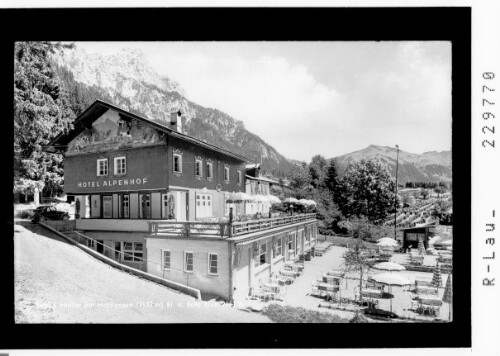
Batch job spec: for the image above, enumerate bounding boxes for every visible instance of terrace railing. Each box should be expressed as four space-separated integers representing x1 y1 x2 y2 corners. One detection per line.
148 213 317 239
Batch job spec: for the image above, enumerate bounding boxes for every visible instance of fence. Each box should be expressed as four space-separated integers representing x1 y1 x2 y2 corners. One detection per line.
148 213 317 239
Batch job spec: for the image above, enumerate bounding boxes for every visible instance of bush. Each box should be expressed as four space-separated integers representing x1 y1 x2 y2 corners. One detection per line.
262 304 349 323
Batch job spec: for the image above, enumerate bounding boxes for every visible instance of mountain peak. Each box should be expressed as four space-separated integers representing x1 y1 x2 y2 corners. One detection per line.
333 145 451 183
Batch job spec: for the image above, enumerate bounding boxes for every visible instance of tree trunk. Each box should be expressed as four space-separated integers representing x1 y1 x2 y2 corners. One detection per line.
359 267 363 302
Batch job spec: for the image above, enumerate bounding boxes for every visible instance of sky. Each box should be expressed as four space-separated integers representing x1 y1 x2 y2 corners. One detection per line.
76 41 452 162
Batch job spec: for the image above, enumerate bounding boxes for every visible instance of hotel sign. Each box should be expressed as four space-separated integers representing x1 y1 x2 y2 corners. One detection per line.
77 177 149 189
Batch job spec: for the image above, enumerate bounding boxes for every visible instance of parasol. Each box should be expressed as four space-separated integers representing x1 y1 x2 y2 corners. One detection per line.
226 192 254 203
369 273 411 286
267 195 281 204
372 262 406 272
283 197 299 204
296 199 309 206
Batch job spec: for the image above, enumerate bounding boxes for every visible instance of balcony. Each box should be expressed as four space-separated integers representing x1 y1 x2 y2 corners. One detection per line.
147 213 317 239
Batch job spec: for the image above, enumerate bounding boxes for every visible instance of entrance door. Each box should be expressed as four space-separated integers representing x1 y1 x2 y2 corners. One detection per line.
139 194 151 219
103 196 112 218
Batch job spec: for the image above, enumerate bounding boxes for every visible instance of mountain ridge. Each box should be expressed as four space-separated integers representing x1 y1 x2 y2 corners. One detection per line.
332 144 451 183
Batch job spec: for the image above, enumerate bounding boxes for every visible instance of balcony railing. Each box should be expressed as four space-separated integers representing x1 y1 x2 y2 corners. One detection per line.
147 213 317 239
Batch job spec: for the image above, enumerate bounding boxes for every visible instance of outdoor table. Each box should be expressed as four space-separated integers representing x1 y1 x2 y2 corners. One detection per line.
415 279 434 287
285 262 304 272
280 270 299 278
327 271 344 278
415 285 438 295
417 294 443 306
360 288 383 298
262 283 281 294
322 274 341 284
317 282 339 292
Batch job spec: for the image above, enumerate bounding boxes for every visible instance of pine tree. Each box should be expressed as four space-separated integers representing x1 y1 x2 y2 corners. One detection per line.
324 159 339 194
14 41 74 199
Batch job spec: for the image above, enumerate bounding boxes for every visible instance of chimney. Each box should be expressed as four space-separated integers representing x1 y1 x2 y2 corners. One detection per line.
170 110 182 132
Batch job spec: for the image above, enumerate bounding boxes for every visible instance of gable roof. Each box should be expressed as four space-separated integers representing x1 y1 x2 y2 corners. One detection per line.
45 100 251 163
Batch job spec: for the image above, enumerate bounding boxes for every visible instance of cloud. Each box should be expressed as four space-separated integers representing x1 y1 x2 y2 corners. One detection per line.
157 53 344 160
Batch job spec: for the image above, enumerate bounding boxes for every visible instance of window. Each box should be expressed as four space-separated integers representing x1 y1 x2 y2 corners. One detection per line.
259 242 267 265
122 195 130 218
162 194 169 218
114 156 126 175
173 153 182 173
206 162 213 180
276 237 283 257
97 159 108 176
184 251 194 272
208 253 218 275
288 235 293 250
103 196 112 218
162 250 171 270
224 166 230 183
237 170 242 185
123 242 143 262
196 194 212 218
87 239 95 249
195 159 203 178
114 241 121 260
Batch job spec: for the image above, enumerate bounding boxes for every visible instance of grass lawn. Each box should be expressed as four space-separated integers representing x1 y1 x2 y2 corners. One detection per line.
262 304 350 323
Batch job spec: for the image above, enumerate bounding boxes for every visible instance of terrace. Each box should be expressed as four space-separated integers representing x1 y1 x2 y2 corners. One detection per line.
147 213 317 239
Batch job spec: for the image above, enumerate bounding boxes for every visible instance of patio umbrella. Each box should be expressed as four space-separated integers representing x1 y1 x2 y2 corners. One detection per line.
377 239 399 248
226 192 254 203
432 262 442 287
283 197 299 204
296 199 309 206
268 195 281 204
369 273 411 313
370 273 411 286
372 262 405 272
307 200 317 206
252 194 268 203
442 273 452 320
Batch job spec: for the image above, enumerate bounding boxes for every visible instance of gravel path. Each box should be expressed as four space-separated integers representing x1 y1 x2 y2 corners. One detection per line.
14 220 270 323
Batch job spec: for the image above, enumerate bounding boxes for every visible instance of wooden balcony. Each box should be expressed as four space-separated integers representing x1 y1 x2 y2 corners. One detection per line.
147 213 317 239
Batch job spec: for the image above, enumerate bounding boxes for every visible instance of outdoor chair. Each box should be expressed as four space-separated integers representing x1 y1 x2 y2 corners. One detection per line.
311 281 321 297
